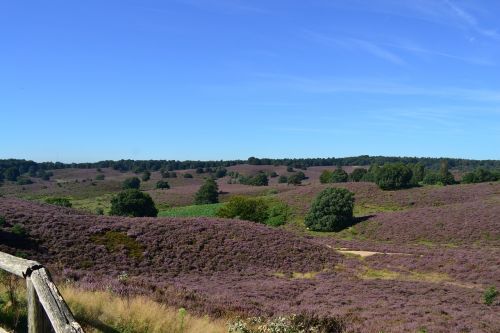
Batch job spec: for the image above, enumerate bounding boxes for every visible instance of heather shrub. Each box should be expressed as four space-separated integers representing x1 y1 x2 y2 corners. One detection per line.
305 188 354 232
376 163 413 190
156 180 170 189
109 189 158 217
16 178 33 185
217 196 269 223
123 177 141 189
349 168 367 182
45 197 72 207
11 224 26 236
194 178 219 204
320 170 333 184
95 174 105 180
4 167 20 181
141 171 151 181
278 175 288 184
483 286 498 305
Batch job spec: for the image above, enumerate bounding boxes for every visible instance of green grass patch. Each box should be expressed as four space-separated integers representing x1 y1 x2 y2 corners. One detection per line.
158 203 224 218
91 231 144 259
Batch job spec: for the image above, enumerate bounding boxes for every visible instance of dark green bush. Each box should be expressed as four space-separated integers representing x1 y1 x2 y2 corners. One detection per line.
217 196 269 223
16 178 33 185
423 171 442 185
331 168 348 183
484 286 498 305
350 168 367 182
287 173 303 185
269 171 278 178
410 163 425 184
141 171 151 181
286 166 294 172
183 173 193 178
319 170 333 184
156 180 170 189
194 178 219 204
196 167 204 174
95 174 105 181
462 168 498 184
240 173 269 186
376 163 413 190
45 197 72 207
122 177 141 189
4 167 20 181
109 189 158 217
305 188 354 232
278 175 288 184
0 216 5 226
215 168 227 178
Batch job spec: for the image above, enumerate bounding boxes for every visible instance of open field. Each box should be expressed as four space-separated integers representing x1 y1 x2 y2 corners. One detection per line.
0 164 499 332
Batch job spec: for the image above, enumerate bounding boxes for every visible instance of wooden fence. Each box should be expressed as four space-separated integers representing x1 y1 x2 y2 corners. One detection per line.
0 251 83 333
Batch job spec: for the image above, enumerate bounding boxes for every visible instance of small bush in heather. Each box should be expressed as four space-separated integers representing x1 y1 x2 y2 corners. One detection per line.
156 180 170 189
170 171 177 178
11 224 26 236
196 167 204 174
183 173 193 179
0 215 5 227
305 187 354 232
376 163 413 190
109 189 158 217
217 196 269 223
287 173 303 185
194 178 219 204
4 167 20 181
45 197 72 207
350 168 367 182
286 166 294 172
484 286 498 305
240 173 269 186
331 168 349 183
278 175 288 184
423 171 442 185
95 174 105 181
16 178 33 185
320 170 333 184
122 177 140 189
269 171 278 178
215 168 227 178
141 171 151 181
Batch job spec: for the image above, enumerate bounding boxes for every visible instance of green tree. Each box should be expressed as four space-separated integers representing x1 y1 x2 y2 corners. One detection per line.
156 180 170 189
216 196 269 223
141 171 151 181
304 188 355 232
439 159 455 185
319 170 333 184
350 168 367 182
278 175 288 184
410 163 425 185
4 167 20 181
331 168 349 183
376 163 413 190
287 173 303 185
109 189 158 217
122 177 141 189
195 178 219 204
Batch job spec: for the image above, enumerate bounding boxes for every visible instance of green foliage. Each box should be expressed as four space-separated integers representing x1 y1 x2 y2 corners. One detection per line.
350 168 367 182
376 163 413 190
0 215 5 226
287 173 303 185
286 166 294 172
361 164 380 182
483 286 498 305
159 203 224 218
141 171 151 181
95 174 105 180
122 177 141 189
195 167 204 174
183 173 193 178
92 231 144 259
109 189 158 217
439 159 455 185
215 168 227 178
269 171 278 178
278 175 288 184
156 180 170 189
240 173 269 186
331 168 348 183
217 196 290 226
461 168 499 184
410 163 425 184
16 178 33 185
11 224 26 236
422 171 442 185
319 170 333 184
194 178 219 204
45 197 72 207
305 187 355 232
4 167 20 181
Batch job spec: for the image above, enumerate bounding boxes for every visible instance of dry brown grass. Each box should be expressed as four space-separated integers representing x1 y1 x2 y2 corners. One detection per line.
60 286 227 333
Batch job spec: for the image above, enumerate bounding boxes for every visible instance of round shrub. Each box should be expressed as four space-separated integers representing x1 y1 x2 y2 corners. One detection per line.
95 174 105 181
141 171 151 181
350 168 367 182
304 188 354 232
156 180 170 189
376 163 413 190
194 178 219 204
109 189 158 217
122 177 141 189
216 196 269 223
278 175 288 184
331 168 348 183
183 173 193 179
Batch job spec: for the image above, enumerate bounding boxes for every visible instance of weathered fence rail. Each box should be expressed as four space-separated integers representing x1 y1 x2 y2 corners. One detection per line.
0 251 83 333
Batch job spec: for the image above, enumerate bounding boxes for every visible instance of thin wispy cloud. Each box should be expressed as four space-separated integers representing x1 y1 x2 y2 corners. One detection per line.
444 0 500 40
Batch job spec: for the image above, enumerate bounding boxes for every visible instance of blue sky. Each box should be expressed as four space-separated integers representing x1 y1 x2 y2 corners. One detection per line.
1 0 499 162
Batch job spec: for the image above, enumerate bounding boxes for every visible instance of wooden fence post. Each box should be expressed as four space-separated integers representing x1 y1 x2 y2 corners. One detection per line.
26 277 52 333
